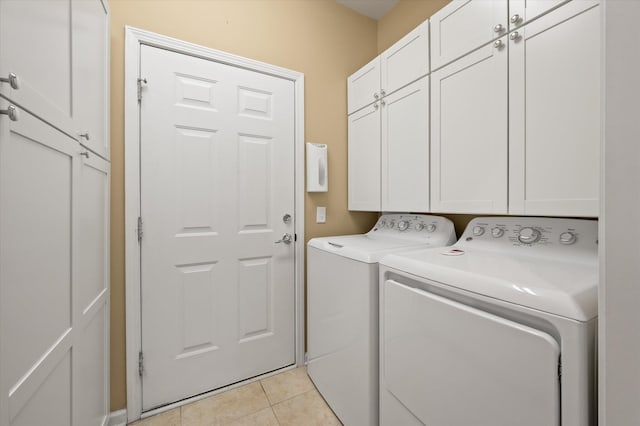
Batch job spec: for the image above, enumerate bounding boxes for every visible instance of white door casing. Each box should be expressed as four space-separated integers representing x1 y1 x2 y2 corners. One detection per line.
124 27 305 421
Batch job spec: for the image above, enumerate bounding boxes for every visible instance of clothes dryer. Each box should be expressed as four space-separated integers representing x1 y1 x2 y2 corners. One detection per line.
379 217 597 426
307 214 456 426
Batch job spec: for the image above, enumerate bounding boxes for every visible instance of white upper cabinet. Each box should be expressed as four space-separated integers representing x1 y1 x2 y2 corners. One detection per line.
348 103 381 211
347 56 381 115
430 0 507 70
508 0 600 216
72 0 109 158
0 0 109 158
508 0 570 30
382 77 429 212
348 20 429 115
431 41 508 214
0 0 74 132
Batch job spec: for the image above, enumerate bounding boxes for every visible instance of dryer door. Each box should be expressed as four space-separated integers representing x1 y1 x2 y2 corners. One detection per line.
382 279 560 426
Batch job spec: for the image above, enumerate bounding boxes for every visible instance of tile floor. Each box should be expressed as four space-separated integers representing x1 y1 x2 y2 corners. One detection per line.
129 367 342 426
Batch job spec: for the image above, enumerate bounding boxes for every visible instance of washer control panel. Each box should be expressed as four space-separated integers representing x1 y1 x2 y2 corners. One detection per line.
370 214 456 244
458 217 597 254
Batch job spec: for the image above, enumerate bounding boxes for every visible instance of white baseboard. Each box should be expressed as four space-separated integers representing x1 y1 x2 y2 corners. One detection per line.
108 409 128 426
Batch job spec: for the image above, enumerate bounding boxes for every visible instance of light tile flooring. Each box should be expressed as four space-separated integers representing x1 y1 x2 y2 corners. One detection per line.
129 367 342 426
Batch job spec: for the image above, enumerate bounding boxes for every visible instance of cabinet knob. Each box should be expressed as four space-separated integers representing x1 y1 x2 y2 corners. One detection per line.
380 89 386 96
374 102 379 110
374 92 379 100
509 31 521 41
0 104 19 121
494 24 504 33
493 39 504 49
0 72 20 90
80 151 90 158
510 14 521 24
79 132 91 141
380 99 386 107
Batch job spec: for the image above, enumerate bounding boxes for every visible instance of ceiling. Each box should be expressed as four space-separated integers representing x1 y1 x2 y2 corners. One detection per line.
336 0 399 20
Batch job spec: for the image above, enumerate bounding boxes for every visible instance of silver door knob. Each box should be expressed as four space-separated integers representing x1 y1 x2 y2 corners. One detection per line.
510 14 521 24
509 31 521 41
0 104 19 121
282 214 292 224
494 24 504 33
0 72 20 90
275 233 293 244
494 39 504 49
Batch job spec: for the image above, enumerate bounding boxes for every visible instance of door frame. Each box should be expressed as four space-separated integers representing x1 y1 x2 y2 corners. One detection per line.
123 26 305 422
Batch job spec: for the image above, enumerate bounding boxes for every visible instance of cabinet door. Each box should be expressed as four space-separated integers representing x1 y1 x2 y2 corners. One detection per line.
430 0 508 70
347 56 380 115
508 1 600 216
0 0 75 136
382 78 429 212
380 20 429 96
431 41 508 214
72 0 109 158
348 104 381 211
0 102 79 426
73 153 109 426
508 0 570 31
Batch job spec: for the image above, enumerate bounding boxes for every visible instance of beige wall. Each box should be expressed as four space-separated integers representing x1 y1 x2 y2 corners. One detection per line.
377 0 451 53
109 0 379 410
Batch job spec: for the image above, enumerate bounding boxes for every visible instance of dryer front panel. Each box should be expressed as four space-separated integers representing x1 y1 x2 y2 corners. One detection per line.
382 279 560 426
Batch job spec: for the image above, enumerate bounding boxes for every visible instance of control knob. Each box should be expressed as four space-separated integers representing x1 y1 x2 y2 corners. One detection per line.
491 227 504 238
518 227 541 244
559 232 577 245
387 220 395 229
398 220 410 231
379 220 386 228
472 226 485 236
426 224 436 233
415 223 425 231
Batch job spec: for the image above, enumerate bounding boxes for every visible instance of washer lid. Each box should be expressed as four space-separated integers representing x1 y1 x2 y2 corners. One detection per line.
381 247 598 321
308 235 435 263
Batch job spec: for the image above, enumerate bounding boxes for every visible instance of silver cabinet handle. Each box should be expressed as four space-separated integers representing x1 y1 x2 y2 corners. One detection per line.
275 233 293 244
79 132 90 140
0 104 19 121
494 24 504 33
510 14 521 24
0 73 20 90
494 39 504 49
510 31 521 41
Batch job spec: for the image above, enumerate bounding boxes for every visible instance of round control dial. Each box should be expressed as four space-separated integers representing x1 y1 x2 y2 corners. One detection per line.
415 223 425 231
398 220 410 231
491 227 504 238
518 227 541 244
379 220 386 228
559 232 577 245
426 224 436 233
387 220 395 229
472 226 485 236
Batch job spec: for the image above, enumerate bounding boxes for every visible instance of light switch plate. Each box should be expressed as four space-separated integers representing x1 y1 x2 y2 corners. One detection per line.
316 206 326 223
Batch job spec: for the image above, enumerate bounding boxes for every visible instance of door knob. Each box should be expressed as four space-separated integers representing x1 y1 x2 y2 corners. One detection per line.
275 233 293 244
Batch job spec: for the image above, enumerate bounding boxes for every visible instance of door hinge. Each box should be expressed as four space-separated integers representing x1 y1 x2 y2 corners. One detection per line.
138 351 145 377
558 357 562 380
137 216 143 242
294 233 298 242
137 77 147 103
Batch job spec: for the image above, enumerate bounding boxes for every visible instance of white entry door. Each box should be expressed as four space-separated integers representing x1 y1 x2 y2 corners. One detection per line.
139 45 296 410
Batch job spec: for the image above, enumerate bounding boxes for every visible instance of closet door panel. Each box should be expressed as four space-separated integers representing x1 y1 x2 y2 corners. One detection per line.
431 41 508 214
348 104 381 211
508 0 600 216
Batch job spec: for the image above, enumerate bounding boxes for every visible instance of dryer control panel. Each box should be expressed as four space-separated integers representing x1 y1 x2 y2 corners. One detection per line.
369 214 456 245
458 217 598 260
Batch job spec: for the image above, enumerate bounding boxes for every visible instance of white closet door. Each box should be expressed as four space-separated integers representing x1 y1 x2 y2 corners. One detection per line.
508 1 600 216
430 0 508 70
0 0 75 136
381 78 429 212
347 56 380 114
380 20 429 95
431 41 508 214
72 0 109 158
74 153 109 426
348 103 381 211
139 45 296 410
383 279 560 426
0 103 79 426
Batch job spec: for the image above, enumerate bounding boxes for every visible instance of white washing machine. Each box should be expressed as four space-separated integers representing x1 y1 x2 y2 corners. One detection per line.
307 214 456 426
379 217 598 426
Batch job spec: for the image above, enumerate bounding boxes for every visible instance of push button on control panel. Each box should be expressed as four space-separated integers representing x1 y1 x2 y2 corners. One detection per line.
398 220 410 231
559 232 577 245
473 226 485 236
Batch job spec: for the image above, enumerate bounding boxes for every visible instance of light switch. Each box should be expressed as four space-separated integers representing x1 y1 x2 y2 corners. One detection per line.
316 206 326 223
